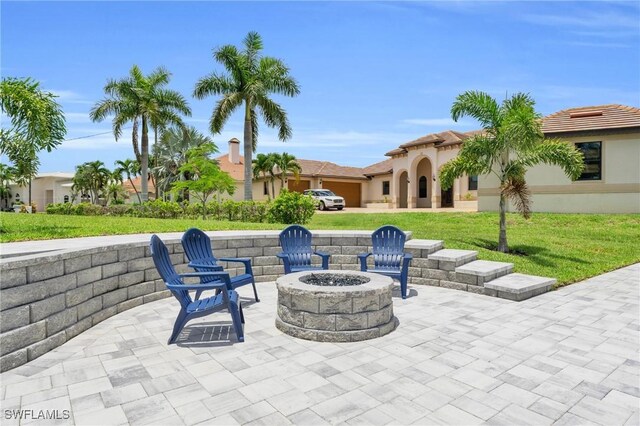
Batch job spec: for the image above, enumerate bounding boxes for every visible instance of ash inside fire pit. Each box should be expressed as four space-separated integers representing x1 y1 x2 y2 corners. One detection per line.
300 273 370 286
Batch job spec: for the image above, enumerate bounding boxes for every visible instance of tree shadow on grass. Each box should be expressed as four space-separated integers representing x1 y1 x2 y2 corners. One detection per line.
472 238 588 268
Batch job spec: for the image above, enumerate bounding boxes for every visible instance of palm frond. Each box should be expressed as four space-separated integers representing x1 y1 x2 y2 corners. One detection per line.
210 93 243 134
451 91 501 128
501 176 531 219
255 95 292 141
511 139 585 180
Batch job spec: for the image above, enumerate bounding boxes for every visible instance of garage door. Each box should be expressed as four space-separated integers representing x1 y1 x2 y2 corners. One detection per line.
322 181 361 207
288 179 311 193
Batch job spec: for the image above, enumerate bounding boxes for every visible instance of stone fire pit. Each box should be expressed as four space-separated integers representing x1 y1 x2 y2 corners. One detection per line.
276 270 398 342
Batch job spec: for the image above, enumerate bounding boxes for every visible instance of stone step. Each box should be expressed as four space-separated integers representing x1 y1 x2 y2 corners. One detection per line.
405 239 444 257
455 260 514 286
427 249 478 271
484 273 556 301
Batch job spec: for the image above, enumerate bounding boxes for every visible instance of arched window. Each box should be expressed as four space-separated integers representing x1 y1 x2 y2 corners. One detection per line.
419 176 427 198
64 195 69 203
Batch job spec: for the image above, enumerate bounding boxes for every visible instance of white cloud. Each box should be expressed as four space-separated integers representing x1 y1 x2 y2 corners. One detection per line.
49 90 93 105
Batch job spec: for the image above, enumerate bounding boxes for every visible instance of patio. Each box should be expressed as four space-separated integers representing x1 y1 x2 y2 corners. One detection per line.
1 264 638 425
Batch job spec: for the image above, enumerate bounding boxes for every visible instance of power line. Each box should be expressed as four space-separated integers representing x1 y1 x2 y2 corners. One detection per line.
63 127 132 142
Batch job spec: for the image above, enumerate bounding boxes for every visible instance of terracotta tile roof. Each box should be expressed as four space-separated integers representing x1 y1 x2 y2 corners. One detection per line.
399 133 445 149
542 104 640 134
122 176 156 194
388 130 468 156
298 159 368 180
384 148 407 157
216 154 245 180
362 159 393 176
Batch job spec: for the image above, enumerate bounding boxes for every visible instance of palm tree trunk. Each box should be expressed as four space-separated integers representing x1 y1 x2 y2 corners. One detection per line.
271 177 275 199
132 117 141 163
129 177 141 203
140 116 149 202
153 127 159 200
243 102 253 201
498 192 508 253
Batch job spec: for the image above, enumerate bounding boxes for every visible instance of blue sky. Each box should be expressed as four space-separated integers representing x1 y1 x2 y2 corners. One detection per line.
2 1 639 172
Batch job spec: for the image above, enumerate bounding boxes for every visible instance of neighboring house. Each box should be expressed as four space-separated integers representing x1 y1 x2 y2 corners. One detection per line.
7 172 75 209
122 177 156 203
478 104 640 214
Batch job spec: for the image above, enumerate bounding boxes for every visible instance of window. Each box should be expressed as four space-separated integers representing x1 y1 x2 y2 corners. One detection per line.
418 176 427 198
63 195 69 203
382 181 390 195
263 181 269 195
468 175 478 191
575 142 602 181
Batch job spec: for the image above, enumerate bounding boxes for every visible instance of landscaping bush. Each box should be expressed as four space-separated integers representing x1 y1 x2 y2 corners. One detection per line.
267 189 316 224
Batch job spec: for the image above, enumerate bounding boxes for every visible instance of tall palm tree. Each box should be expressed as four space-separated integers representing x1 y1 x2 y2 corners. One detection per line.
276 152 301 193
90 65 191 202
153 126 214 199
114 159 141 203
193 31 300 200
440 91 584 253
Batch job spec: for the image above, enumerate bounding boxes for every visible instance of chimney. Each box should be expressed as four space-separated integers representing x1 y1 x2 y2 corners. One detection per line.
228 138 241 164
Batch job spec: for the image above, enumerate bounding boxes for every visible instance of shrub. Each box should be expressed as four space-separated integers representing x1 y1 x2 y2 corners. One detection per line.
267 189 316 224
73 203 103 216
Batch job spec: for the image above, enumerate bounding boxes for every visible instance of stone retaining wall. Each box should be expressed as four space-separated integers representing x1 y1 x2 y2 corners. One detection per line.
1 230 435 372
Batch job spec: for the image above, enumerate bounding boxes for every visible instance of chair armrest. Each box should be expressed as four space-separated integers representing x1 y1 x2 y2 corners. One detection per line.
219 257 251 265
403 253 413 260
178 271 231 283
357 252 371 271
314 251 330 270
187 262 223 270
276 253 288 259
314 251 330 257
357 253 372 260
276 252 292 274
166 282 229 291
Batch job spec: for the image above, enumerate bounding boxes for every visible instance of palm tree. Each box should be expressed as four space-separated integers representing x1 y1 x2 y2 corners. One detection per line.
114 159 141 203
193 31 300 200
73 160 111 204
154 126 215 199
276 152 301 194
90 65 191 202
0 163 15 208
440 91 584 253
252 153 276 199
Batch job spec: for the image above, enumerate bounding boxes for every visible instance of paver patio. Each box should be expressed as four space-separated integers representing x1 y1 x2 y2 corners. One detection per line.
1 264 638 425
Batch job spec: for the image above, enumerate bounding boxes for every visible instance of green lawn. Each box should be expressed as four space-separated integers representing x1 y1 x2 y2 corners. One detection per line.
1 212 638 286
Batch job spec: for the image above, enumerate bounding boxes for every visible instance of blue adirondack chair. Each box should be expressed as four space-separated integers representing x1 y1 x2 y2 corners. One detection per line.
149 235 244 344
358 225 413 299
181 228 259 302
277 225 330 274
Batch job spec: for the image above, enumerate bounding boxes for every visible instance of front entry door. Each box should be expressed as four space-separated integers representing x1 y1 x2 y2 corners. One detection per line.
441 187 453 208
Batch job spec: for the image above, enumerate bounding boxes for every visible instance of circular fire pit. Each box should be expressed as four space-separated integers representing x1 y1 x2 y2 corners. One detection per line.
276 270 398 342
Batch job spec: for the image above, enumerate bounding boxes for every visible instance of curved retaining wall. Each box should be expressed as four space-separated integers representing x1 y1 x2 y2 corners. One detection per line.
1 230 446 372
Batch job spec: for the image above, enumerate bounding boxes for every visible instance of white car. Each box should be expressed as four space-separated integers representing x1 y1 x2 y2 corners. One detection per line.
304 189 345 211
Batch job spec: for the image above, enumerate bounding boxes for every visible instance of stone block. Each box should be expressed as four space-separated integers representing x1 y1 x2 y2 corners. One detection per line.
253 237 279 247
93 277 119 296
92 306 118 325
278 291 291 308
77 297 102 319
172 243 183 253
64 255 92 274
27 331 66 361
46 275 78 296
313 237 332 246
77 266 102 286
405 248 422 258
319 296 352 314
333 255 356 265
144 268 160 282
0 306 30 333
262 265 284 275
456 272 480 286
30 294 66 322
423 269 448 280
342 246 367 255
46 308 77 336
27 261 63 283
66 284 93 307
353 295 379 313
467 285 489 296
368 306 392 328
315 245 342 255
237 247 263 257
253 256 277 266
1 282 48 311
119 271 144 288
103 288 128 308
118 246 145 262
408 267 421 277
335 313 368 331
379 292 392 308
411 277 439 287
341 264 360 271
65 317 92 340
328 264 342 270
143 291 170 303
128 282 155 299
291 294 320 313
211 239 227 249
154 279 166 292
263 246 281 256
214 249 238 258
411 258 431 269
277 304 304 327
117 297 143 313
331 237 358 246
303 312 336 331
228 239 254 248
426 259 439 269
0 348 27 372
102 262 127 278
0 267 27 289
127 257 154 272
440 280 468 291
439 260 457 271
92 250 118 266
1 321 46 356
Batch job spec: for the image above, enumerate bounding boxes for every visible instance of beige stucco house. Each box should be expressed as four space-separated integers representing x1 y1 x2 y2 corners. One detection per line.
6 173 75 210
478 104 640 214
